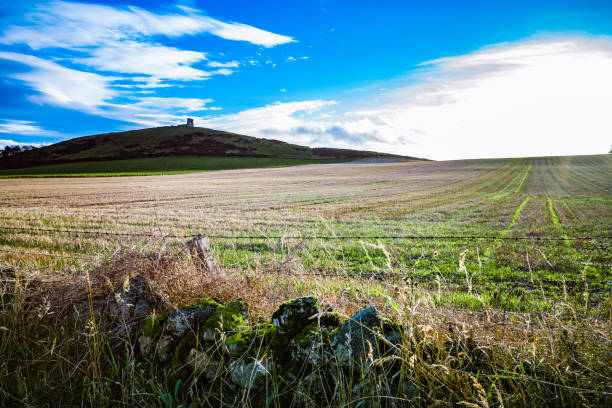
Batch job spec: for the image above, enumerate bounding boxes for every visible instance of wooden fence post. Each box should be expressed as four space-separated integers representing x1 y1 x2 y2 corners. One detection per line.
187 234 217 274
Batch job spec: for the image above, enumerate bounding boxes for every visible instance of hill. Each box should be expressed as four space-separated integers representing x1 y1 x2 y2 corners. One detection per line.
0 125 424 175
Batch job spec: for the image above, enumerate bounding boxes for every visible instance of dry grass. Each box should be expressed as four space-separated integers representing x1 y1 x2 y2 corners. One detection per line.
1 246 611 407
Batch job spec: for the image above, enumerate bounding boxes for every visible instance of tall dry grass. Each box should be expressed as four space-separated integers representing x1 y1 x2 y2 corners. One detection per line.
1 244 610 407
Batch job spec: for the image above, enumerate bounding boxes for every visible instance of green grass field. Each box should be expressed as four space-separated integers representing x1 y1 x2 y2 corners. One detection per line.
0 156 346 177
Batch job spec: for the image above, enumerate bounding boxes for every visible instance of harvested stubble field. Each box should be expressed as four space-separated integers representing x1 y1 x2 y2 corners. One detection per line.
0 154 611 407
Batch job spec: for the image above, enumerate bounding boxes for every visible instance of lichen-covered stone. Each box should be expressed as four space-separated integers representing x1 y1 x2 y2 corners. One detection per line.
332 306 385 368
289 325 333 367
155 334 174 363
109 274 161 321
224 323 279 358
141 313 166 337
271 297 319 337
229 359 271 390
201 299 249 341
131 295 412 404
292 371 327 407
138 314 167 357
138 335 155 356
185 349 222 381
164 299 219 338
171 336 193 373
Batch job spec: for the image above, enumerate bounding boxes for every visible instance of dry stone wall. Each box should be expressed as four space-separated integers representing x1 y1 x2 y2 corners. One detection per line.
108 275 414 406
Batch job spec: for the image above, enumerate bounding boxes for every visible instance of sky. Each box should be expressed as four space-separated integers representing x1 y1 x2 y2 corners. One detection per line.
0 0 611 160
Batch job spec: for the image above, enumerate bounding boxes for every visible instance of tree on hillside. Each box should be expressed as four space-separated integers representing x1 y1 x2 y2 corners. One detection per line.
1 145 23 158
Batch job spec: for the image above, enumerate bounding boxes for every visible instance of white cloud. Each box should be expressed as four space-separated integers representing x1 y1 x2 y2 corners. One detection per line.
0 1 294 49
0 1 296 128
0 52 115 109
0 52 219 127
207 61 240 68
348 36 612 159
0 1 293 89
200 100 384 148
211 68 234 76
0 139 50 149
205 20 295 47
73 41 210 81
133 97 217 111
202 100 336 136
200 36 612 159
0 120 58 138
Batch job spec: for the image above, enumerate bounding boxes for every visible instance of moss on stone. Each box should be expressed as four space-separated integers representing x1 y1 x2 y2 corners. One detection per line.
224 330 254 348
292 325 318 348
202 299 248 334
195 297 222 309
141 313 166 338
171 336 193 373
224 323 281 358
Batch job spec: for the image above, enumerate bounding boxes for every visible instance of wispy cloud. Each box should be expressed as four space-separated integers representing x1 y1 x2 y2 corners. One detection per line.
348 36 612 159
73 42 210 81
0 119 58 138
207 61 240 68
0 1 295 128
200 100 387 148
0 52 116 108
0 1 293 81
0 51 221 127
201 36 612 159
0 1 294 49
132 97 218 112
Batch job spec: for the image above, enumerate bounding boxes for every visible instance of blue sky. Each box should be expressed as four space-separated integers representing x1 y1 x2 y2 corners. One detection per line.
1 0 611 159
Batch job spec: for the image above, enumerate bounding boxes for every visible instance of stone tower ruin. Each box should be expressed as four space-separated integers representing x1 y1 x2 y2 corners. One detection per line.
186 118 194 127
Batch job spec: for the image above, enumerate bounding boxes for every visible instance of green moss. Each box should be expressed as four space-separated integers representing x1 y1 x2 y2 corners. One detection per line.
224 323 281 358
292 325 318 349
202 299 248 333
171 336 193 373
141 313 166 338
195 297 222 308
224 331 254 347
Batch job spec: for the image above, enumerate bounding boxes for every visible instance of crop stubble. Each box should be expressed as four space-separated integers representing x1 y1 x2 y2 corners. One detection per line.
0 154 610 311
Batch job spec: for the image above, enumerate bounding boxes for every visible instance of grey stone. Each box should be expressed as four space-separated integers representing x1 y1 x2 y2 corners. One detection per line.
109 275 160 321
155 335 174 363
185 349 222 381
230 359 271 390
271 297 319 337
332 306 383 368
138 335 155 356
164 303 218 339
289 326 331 367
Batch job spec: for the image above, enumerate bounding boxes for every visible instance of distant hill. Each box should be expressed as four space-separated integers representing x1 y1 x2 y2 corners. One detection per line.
1 125 425 169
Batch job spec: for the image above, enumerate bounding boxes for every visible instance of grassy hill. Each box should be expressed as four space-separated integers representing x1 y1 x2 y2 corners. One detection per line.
0 125 424 176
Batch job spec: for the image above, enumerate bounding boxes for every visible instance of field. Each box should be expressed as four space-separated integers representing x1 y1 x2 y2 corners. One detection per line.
0 156 346 177
1 154 611 407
